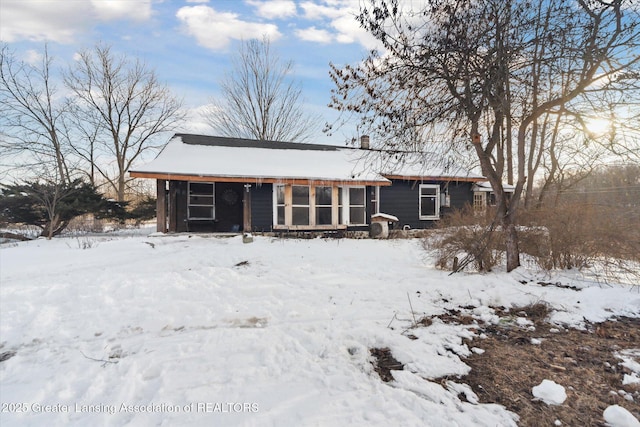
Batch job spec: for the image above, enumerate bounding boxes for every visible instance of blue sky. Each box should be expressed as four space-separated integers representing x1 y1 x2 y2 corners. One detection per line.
0 0 381 145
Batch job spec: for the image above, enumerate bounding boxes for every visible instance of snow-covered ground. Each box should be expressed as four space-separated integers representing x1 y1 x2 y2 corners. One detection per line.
1 232 639 426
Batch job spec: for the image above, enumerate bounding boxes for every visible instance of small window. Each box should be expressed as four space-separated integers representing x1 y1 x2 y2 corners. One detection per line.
419 184 440 220
474 192 485 212
188 182 215 219
292 185 310 225
315 186 333 225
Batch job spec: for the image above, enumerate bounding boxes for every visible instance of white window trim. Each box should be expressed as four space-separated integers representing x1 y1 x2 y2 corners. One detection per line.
291 185 311 226
342 186 367 226
419 184 440 220
473 191 486 208
273 184 286 225
188 182 215 220
314 185 333 226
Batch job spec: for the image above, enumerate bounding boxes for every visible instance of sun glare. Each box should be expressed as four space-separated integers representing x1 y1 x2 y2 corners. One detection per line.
585 117 610 135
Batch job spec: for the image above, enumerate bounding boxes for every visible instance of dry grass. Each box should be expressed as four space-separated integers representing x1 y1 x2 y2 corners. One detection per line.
461 311 640 426
371 305 640 426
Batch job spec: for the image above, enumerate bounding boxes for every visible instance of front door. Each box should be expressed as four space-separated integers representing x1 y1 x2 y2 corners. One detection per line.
215 182 244 232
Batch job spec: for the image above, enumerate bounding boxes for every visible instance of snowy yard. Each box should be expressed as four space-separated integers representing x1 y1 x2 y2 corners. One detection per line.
1 232 639 426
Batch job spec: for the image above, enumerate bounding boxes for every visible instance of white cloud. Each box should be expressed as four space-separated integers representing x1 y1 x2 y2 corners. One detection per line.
331 13 379 50
186 0 209 2
295 1 380 50
23 49 43 66
295 27 333 43
0 1 84 43
177 104 217 135
300 1 345 19
246 0 297 19
176 5 281 51
0 0 153 43
90 0 152 21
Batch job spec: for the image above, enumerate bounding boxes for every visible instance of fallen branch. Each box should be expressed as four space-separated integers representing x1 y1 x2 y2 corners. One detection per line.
80 350 119 367
0 232 33 241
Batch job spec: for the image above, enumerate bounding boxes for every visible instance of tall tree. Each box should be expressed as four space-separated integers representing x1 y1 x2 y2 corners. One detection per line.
0 44 72 185
0 44 81 239
65 44 184 202
202 37 318 143
329 0 640 272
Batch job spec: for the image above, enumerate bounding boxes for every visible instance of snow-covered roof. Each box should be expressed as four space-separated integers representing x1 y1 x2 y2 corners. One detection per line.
130 134 484 185
472 181 516 193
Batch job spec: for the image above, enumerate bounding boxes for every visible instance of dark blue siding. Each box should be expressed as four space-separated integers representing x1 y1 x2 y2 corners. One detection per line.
379 179 474 229
251 183 273 232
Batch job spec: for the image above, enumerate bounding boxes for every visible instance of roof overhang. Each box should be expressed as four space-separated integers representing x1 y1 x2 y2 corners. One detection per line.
129 171 392 186
383 174 486 183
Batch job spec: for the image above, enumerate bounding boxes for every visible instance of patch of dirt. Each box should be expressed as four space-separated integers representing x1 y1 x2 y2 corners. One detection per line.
456 307 640 426
370 304 639 425
370 347 404 382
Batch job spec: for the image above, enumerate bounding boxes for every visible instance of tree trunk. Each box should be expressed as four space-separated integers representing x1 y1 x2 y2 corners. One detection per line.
504 221 520 272
117 174 126 202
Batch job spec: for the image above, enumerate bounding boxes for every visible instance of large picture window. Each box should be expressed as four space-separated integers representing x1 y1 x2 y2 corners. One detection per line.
188 182 215 219
419 184 440 220
272 184 367 228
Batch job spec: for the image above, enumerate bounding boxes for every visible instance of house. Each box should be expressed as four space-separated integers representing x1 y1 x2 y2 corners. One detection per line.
129 133 486 234
471 181 516 213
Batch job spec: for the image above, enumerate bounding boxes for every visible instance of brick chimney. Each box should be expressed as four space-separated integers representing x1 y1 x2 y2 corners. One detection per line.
360 135 370 149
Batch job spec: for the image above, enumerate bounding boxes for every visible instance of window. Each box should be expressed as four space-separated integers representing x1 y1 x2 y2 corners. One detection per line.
419 184 440 220
275 184 285 225
371 186 380 215
315 186 333 225
473 192 485 212
348 187 366 225
338 187 344 224
272 184 368 228
188 182 215 219
292 185 310 225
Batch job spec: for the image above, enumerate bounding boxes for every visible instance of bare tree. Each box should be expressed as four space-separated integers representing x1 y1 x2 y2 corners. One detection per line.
0 44 72 184
0 44 81 239
329 0 640 272
65 44 184 202
202 37 318 143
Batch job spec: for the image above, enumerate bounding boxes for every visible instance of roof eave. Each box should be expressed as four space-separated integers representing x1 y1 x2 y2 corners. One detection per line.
383 174 486 182
129 171 392 186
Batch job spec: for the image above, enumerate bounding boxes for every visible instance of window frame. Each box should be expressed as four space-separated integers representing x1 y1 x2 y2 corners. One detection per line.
274 184 286 225
291 185 311 226
188 182 215 220
418 184 440 220
314 186 333 226
272 184 367 229
344 186 367 226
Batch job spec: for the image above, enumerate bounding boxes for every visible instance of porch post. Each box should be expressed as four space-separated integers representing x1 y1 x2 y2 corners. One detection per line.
243 184 252 232
168 181 177 232
156 179 167 232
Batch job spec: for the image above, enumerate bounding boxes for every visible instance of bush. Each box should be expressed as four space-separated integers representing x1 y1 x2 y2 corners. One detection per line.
431 201 640 275
0 180 126 238
127 196 156 224
427 207 504 272
521 202 640 270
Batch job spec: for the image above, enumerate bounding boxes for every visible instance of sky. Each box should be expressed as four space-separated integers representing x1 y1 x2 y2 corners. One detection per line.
0 0 382 145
